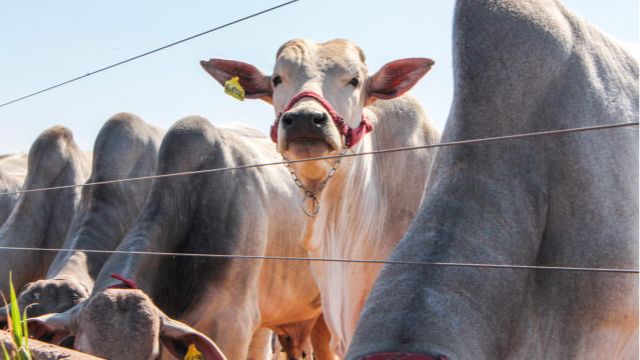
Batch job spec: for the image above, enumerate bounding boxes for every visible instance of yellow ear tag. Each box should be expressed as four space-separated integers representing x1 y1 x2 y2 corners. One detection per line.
184 343 204 360
224 76 245 101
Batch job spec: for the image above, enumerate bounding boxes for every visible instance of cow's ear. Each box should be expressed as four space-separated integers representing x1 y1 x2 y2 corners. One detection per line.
27 309 78 345
200 58 273 104
160 316 226 360
365 58 434 105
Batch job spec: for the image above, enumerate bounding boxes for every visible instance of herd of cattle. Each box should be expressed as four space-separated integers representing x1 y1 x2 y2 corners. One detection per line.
0 0 637 359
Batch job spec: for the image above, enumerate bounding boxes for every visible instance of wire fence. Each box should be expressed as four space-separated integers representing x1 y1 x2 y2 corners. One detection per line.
0 121 636 197
0 0 303 109
0 1 637 275
0 121 637 274
0 246 636 273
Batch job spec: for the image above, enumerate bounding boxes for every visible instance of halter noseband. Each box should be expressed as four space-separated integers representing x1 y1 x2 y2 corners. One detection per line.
270 91 373 148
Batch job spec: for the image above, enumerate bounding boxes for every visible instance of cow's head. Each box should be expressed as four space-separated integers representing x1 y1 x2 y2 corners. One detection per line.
0 279 90 328
28 289 226 360
201 38 433 190
18 278 89 317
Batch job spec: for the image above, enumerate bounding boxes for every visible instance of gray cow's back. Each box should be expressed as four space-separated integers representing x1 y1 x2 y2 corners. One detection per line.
0 153 27 226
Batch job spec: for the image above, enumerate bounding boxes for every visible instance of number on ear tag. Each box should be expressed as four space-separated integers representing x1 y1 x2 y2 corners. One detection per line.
224 76 245 101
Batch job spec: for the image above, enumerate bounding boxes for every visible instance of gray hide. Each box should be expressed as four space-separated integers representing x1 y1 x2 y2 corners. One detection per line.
0 126 91 296
347 1 638 359
30 116 319 360
0 153 27 226
6 113 164 319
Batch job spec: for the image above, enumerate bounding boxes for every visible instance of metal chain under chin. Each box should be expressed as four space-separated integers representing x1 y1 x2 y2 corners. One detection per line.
282 149 346 217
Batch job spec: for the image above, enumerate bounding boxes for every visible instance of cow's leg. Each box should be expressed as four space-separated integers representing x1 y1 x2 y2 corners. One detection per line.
248 327 274 360
206 309 259 359
176 303 259 360
272 333 283 359
311 314 337 360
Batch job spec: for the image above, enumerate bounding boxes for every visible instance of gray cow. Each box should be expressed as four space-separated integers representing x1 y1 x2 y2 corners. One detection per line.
348 0 638 359
30 117 323 359
0 126 91 297
0 153 27 226
0 113 163 322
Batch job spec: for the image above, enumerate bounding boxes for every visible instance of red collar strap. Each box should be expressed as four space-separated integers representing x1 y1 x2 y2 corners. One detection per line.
270 91 373 148
361 353 448 360
108 273 139 290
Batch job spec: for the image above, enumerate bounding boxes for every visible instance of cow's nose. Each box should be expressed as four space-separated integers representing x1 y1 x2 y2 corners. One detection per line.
281 111 328 129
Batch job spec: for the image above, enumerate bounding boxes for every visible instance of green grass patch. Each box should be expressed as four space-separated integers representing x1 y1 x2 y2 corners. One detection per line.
1 272 32 360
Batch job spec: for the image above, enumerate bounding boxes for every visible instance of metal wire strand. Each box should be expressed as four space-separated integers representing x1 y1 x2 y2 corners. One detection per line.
0 121 636 197
0 246 636 274
0 0 303 109
0 122 637 273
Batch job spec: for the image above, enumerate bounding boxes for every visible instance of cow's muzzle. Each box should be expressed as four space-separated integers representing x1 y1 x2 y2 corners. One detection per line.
281 110 334 151
271 91 373 149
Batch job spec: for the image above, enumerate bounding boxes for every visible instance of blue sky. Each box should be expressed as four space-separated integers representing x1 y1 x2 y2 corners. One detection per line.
1 1 637 153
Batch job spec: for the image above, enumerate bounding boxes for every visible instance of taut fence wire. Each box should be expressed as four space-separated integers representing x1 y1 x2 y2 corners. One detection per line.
0 247 636 274
0 121 636 197
0 122 637 273
0 0 303 109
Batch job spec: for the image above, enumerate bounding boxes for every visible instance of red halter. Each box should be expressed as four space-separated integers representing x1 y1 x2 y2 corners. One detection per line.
270 91 373 148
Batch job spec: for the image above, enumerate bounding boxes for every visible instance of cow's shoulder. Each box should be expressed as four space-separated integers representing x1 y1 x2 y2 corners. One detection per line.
366 94 439 148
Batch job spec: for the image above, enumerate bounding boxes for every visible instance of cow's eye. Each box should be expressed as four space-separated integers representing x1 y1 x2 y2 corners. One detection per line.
272 75 282 87
349 77 360 87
